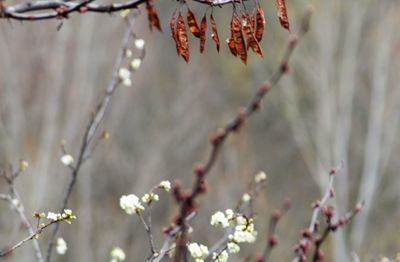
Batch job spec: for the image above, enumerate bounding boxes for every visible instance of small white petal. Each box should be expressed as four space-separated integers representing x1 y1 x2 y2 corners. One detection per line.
118 68 131 80
159 181 171 192
130 58 142 70
60 155 74 166
134 39 145 50
56 238 67 255
122 78 132 87
110 247 126 261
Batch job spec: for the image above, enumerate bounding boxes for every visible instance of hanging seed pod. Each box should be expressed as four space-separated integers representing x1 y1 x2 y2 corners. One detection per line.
210 14 220 52
176 14 190 62
242 14 263 57
255 6 265 42
276 0 290 31
231 15 247 64
199 15 207 53
227 38 237 56
170 12 180 54
187 9 201 38
145 0 161 31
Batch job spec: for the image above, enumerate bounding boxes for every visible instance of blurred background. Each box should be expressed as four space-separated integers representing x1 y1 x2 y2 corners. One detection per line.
0 0 399 261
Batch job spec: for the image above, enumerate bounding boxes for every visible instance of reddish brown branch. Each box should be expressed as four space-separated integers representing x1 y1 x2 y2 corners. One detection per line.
261 200 291 261
311 202 364 262
170 7 313 262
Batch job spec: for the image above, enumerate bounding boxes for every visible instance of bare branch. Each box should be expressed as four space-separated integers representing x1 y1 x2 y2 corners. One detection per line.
0 166 44 262
45 14 143 262
1 0 245 21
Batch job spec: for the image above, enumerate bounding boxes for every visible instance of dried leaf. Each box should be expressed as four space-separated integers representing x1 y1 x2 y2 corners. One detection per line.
176 14 190 62
187 10 200 38
200 15 207 53
276 0 290 31
242 15 263 57
231 15 247 64
170 13 180 54
226 38 237 56
210 14 220 52
255 6 265 42
146 0 162 31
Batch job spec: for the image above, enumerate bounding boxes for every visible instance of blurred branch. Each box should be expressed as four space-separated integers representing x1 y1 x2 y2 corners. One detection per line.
262 201 290 262
0 165 44 262
45 14 142 262
311 203 363 262
1 0 245 21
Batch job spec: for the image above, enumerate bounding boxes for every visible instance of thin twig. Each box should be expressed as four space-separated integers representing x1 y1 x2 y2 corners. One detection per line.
292 162 344 262
138 211 157 259
0 168 44 262
45 14 140 262
0 219 60 257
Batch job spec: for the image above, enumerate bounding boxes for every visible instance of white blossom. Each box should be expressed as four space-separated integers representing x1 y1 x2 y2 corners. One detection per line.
235 215 247 226
110 247 126 262
213 250 229 262
64 209 72 216
60 154 74 166
47 212 59 221
230 230 257 243
130 58 142 70
56 238 67 255
225 209 234 220
118 68 131 87
159 181 171 192
122 78 132 87
227 242 240 254
134 39 145 50
187 242 209 262
141 192 159 204
255 171 267 183
120 194 145 214
241 193 251 202
210 211 229 228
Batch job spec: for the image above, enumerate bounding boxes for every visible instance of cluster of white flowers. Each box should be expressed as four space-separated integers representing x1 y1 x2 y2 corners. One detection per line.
46 209 77 224
210 211 230 228
119 180 171 214
229 215 257 243
118 39 145 87
159 180 171 192
110 247 126 262
56 238 67 255
210 209 257 261
142 192 159 204
187 242 209 262
120 194 145 214
118 68 132 87
213 250 229 262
